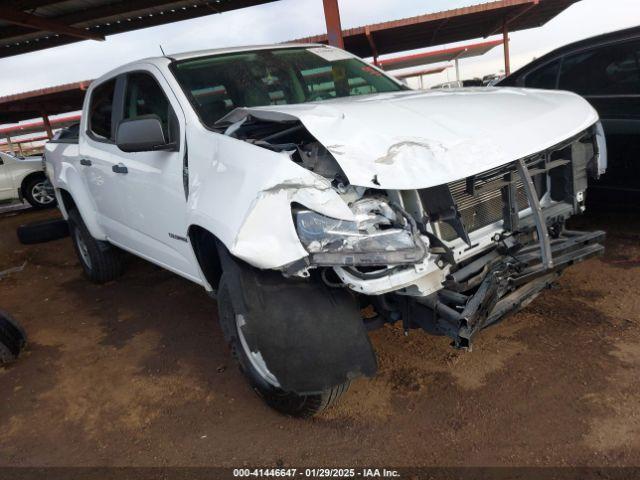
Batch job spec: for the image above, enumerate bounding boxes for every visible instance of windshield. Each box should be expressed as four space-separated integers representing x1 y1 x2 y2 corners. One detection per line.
171 47 406 128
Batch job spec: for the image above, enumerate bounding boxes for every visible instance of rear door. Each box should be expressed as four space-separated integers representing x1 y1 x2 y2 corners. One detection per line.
108 67 200 281
80 77 129 242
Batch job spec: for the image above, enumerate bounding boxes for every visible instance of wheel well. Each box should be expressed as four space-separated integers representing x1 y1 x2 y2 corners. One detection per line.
57 189 77 212
188 226 223 290
20 172 46 195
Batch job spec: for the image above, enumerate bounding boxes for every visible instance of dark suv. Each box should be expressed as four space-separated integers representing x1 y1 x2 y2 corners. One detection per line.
498 26 640 208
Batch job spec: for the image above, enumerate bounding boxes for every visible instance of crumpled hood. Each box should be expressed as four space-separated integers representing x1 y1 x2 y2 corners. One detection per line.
222 87 599 189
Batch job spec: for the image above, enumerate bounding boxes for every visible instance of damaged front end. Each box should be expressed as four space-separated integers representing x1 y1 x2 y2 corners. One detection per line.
219 112 606 350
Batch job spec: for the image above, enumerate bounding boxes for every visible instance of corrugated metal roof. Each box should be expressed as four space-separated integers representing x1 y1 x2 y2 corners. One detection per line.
393 65 452 79
0 0 279 58
378 39 504 71
294 0 581 58
0 80 90 124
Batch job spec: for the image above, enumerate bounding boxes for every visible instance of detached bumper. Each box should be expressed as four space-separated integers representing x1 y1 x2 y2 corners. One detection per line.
411 229 605 348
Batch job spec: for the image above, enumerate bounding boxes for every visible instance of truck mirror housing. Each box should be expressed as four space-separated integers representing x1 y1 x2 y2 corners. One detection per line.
116 116 176 153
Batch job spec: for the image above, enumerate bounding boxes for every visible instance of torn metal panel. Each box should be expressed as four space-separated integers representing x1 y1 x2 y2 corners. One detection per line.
185 128 354 271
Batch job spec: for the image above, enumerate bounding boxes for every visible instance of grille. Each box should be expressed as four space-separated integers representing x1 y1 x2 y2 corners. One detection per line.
428 127 596 243
438 177 530 241
437 164 531 241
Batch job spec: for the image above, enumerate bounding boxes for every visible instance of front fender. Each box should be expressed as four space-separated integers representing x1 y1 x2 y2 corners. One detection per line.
186 127 353 270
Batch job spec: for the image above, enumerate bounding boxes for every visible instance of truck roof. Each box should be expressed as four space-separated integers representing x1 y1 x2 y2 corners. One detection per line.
168 42 326 62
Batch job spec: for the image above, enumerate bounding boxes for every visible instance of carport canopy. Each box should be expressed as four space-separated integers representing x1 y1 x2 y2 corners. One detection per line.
0 81 89 143
296 0 580 74
0 0 280 59
393 65 452 80
0 81 90 125
378 39 504 71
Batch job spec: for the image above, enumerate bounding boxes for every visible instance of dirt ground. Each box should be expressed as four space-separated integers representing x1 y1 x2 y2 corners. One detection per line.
0 205 639 468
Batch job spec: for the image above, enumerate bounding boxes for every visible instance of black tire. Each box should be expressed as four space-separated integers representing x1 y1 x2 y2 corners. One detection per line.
17 218 69 245
67 209 123 284
22 176 57 209
0 310 27 365
217 274 350 418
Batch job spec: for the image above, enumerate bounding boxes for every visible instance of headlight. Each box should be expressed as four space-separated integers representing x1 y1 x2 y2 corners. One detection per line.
294 198 425 266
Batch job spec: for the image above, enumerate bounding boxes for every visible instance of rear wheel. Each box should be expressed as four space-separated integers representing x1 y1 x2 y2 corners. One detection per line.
217 274 350 418
67 209 123 284
23 176 56 209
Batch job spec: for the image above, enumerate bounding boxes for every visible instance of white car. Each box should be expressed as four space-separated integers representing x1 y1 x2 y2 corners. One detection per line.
0 151 56 208
45 44 607 417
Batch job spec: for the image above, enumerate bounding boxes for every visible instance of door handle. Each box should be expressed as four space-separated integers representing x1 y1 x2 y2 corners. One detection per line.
79 159 92 166
112 163 128 174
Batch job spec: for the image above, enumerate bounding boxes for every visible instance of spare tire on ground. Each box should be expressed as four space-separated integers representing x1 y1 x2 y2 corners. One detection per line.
17 218 69 245
0 310 27 364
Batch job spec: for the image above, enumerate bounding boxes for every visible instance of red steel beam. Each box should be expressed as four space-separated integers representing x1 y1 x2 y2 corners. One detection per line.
41 112 54 140
322 0 344 48
0 6 105 41
365 25 379 65
0 134 50 146
503 20 511 75
0 114 81 135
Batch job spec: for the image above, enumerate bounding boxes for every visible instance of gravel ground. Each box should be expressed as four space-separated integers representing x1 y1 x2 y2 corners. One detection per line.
0 206 638 468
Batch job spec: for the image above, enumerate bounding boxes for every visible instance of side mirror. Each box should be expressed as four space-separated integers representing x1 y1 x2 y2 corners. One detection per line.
116 115 176 153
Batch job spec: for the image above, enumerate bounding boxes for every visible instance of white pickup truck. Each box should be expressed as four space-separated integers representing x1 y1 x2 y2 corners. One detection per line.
45 44 607 417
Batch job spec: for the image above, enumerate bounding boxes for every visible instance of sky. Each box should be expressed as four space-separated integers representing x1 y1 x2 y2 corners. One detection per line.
0 0 638 106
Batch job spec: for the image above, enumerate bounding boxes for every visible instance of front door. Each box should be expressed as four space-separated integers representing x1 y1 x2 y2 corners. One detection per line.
108 67 199 281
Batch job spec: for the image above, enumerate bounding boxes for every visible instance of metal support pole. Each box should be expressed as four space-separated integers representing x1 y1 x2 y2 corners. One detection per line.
502 20 511 75
365 26 378 66
322 0 344 49
17 142 24 156
455 58 460 83
5 135 15 155
41 112 53 139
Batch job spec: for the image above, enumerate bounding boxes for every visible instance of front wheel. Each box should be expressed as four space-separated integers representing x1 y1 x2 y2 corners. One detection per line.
23 177 57 209
217 274 350 418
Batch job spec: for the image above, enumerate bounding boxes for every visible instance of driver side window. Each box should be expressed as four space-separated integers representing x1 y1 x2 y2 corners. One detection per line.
123 72 178 143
